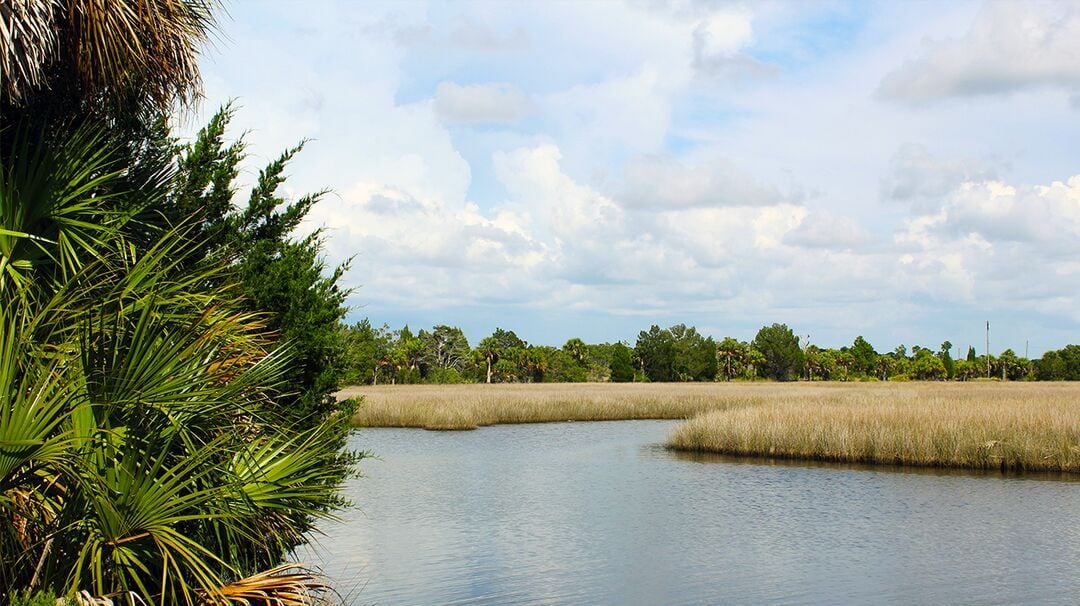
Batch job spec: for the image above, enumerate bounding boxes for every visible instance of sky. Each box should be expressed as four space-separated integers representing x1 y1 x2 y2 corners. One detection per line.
187 0 1080 356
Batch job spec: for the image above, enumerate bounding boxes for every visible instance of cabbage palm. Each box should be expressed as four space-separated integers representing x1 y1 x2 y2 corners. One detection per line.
1 120 348 605
1 0 216 112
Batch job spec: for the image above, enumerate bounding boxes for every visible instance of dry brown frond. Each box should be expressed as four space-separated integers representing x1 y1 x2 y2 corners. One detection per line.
201 564 337 606
66 0 216 110
65 590 147 606
0 0 61 104
1 0 216 109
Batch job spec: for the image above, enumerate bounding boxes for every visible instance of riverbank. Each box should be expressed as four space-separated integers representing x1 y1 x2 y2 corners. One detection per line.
341 382 766 429
666 382 1080 473
341 382 1080 472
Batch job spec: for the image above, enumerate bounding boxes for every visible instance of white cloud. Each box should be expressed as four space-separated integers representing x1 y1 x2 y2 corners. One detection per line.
448 16 530 50
691 7 775 79
784 211 873 251
620 154 783 209
434 81 532 124
539 68 676 166
192 0 1080 349
893 173 1080 310
881 144 999 210
696 9 754 56
880 3 1080 103
939 177 1080 244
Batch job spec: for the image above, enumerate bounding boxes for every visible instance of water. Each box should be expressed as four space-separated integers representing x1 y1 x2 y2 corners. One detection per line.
301 421 1080 605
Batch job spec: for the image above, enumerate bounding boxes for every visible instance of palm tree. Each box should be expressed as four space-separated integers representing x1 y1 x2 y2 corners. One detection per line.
1 123 351 605
2 0 216 112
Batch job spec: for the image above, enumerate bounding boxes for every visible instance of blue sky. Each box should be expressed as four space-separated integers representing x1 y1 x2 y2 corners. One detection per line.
189 0 1080 356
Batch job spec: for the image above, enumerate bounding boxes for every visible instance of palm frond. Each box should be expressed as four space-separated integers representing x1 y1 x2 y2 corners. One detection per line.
0 119 130 293
0 0 62 104
201 564 336 606
2 0 218 111
66 0 217 111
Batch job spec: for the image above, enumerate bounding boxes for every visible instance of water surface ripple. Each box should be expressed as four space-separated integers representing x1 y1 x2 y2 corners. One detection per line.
300 421 1080 605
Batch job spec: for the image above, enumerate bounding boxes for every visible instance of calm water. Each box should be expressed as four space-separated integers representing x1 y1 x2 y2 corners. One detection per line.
301 421 1080 605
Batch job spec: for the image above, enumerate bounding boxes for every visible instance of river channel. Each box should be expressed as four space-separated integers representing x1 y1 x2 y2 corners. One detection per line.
300 420 1080 605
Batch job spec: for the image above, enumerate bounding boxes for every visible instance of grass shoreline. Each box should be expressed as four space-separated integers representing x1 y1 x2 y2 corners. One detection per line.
341 382 762 430
341 382 1080 473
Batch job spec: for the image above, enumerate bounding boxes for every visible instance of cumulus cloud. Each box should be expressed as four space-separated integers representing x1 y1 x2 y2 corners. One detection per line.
448 16 530 50
197 0 1080 347
620 154 782 208
539 68 674 161
893 173 1080 310
927 177 1080 245
434 81 532 124
880 3 1080 103
881 144 998 210
689 7 775 79
784 212 874 251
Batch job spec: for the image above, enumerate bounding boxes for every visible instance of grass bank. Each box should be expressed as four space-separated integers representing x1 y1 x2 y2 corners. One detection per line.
342 382 1080 473
341 382 797 430
666 382 1080 473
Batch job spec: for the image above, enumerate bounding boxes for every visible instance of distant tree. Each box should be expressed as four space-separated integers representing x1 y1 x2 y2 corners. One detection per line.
911 348 946 380
835 351 855 381
544 347 587 382
850 336 877 376
752 323 805 381
669 324 717 381
1034 346 1080 380
966 346 978 362
875 354 894 380
585 343 614 382
804 346 822 381
953 359 977 381
477 336 501 383
716 337 747 381
939 340 955 379
339 319 391 385
492 358 518 382
422 325 471 372
391 326 425 383
998 349 1019 381
609 342 635 382
492 327 526 351
563 337 589 366
635 325 676 382
745 348 766 380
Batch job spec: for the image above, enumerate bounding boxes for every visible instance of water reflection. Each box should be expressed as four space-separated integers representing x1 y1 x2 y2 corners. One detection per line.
301 421 1080 605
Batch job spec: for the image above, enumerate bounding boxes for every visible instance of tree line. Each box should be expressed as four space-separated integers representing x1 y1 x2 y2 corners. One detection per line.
339 320 1080 384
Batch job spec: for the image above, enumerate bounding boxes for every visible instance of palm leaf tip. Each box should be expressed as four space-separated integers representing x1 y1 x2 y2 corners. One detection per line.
201 564 337 606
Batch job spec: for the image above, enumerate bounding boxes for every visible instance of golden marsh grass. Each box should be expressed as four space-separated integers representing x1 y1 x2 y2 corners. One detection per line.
667 382 1080 473
342 382 1080 472
342 382 769 430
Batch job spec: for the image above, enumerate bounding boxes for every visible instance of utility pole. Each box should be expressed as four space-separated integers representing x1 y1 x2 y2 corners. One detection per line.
1025 340 1029 360
985 321 990 379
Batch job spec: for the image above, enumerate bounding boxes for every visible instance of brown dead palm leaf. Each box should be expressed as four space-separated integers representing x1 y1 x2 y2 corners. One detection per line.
201 564 338 606
0 0 61 104
0 0 217 110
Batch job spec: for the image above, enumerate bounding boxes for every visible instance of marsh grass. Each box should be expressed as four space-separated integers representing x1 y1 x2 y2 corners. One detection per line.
342 382 783 429
666 382 1080 473
343 382 1080 472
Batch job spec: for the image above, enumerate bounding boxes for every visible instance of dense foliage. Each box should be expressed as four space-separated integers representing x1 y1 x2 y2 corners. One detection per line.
2 2 355 604
338 319 1076 384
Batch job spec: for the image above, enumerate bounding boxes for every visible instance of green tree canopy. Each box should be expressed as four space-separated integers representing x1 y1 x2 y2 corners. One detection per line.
752 323 804 381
